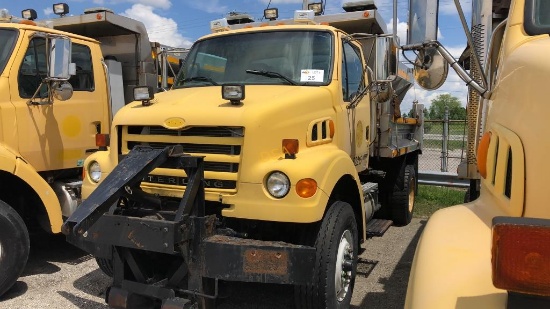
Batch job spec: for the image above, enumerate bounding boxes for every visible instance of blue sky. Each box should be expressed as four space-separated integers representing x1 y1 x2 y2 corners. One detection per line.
3 0 472 112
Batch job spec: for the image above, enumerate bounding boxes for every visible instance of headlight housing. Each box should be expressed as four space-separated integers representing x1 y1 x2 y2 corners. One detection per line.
88 161 101 183
266 171 290 198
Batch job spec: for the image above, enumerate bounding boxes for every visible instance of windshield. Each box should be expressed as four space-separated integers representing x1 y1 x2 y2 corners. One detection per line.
0 29 18 75
525 0 550 35
175 30 333 87
534 0 550 26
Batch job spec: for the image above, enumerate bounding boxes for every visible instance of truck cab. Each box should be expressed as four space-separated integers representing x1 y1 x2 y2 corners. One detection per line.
0 14 109 296
68 3 423 308
405 0 550 307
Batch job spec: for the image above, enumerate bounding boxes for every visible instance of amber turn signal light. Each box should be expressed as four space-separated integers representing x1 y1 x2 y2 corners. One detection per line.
282 139 299 158
296 178 317 198
96 133 110 147
477 131 491 178
492 216 550 296
328 120 335 138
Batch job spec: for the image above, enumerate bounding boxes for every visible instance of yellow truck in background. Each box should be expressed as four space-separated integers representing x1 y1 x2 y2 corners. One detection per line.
404 0 550 307
63 1 424 308
0 3 181 297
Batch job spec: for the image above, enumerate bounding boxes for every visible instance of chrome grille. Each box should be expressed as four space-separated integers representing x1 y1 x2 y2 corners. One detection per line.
127 142 241 155
123 126 244 191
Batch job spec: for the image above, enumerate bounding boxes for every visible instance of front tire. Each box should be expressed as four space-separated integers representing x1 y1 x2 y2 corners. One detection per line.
95 257 114 277
295 201 358 309
0 200 30 297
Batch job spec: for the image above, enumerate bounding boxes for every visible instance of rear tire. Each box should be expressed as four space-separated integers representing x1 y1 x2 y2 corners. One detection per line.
390 164 416 226
294 201 358 309
0 200 30 297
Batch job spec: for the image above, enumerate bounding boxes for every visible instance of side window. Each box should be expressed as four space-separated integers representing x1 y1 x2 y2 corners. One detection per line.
341 42 364 102
18 38 48 98
69 44 94 91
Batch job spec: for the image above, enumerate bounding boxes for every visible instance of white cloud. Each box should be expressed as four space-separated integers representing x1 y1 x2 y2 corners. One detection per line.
43 7 53 17
131 0 172 10
93 0 172 10
122 4 193 48
446 45 466 58
186 0 228 14
387 18 408 45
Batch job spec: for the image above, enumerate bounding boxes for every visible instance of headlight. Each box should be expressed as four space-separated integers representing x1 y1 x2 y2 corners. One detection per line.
266 171 290 198
88 161 101 183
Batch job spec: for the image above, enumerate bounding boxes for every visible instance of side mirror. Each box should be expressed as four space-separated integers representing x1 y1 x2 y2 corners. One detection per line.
407 0 439 46
413 47 448 90
52 81 74 101
49 37 72 80
375 36 398 81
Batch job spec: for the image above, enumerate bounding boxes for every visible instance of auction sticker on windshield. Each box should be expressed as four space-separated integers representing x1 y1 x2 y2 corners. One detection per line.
301 69 324 82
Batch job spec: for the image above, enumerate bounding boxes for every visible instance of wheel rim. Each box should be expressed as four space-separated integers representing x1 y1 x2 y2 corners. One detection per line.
335 229 354 302
408 177 416 212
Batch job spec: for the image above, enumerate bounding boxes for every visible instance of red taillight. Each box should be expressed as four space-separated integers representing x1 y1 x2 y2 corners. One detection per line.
96 133 110 147
492 217 550 296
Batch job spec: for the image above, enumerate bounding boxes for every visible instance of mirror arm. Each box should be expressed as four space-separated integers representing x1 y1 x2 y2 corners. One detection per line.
26 79 52 105
434 43 489 99
402 40 489 98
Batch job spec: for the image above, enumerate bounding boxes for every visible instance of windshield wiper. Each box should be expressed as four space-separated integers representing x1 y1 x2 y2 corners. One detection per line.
245 69 299 85
182 76 218 85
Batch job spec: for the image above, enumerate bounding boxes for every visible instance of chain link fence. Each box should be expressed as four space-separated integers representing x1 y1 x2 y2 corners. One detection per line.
418 118 469 208
420 119 467 173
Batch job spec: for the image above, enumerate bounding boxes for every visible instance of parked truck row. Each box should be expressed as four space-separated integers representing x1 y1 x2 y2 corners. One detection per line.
4 0 550 308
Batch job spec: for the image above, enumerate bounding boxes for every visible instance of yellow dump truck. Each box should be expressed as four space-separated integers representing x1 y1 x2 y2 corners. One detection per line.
0 3 176 297
403 0 550 307
63 2 424 308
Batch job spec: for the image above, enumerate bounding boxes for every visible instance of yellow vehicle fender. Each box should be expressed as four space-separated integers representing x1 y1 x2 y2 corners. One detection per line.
13 155 63 234
280 146 363 217
0 146 17 173
224 145 364 224
405 194 507 308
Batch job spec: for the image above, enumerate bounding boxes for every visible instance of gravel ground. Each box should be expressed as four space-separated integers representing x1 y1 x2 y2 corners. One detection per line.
0 219 426 309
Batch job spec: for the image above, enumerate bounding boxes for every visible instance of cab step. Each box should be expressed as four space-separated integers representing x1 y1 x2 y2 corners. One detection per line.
366 219 393 237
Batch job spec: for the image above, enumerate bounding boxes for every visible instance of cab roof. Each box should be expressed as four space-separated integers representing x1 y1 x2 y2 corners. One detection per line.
0 22 99 43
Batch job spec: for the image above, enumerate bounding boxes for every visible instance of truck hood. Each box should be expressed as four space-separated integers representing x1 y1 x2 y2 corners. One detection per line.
113 85 333 127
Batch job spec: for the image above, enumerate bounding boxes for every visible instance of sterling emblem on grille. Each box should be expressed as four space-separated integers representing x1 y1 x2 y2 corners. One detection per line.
163 117 186 129
144 175 236 189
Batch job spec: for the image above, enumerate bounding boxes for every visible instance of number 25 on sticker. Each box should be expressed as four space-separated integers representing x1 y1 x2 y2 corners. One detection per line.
300 70 324 82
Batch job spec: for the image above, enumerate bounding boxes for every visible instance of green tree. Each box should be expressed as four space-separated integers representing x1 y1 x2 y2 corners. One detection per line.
428 94 466 120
